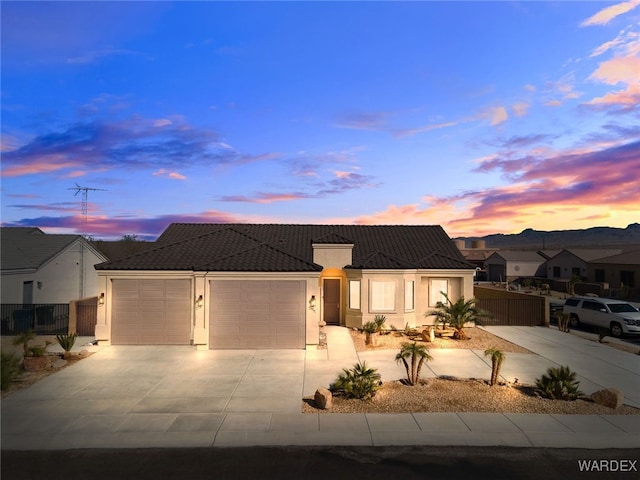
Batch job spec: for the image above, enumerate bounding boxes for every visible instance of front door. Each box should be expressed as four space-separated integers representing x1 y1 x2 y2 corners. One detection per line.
323 279 340 325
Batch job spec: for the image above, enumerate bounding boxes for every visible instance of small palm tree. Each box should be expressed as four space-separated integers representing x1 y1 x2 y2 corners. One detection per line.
425 292 492 340
395 342 433 386
330 361 381 400
484 347 505 386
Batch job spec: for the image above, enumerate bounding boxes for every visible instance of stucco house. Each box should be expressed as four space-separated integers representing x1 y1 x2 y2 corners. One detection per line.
545 248 622 281
94 223 476 349
588 249 640 298
485 250 549 282
1 227 107 305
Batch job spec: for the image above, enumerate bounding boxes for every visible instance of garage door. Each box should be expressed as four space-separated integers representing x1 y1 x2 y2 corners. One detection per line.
209 280 305 349
111 279 192 345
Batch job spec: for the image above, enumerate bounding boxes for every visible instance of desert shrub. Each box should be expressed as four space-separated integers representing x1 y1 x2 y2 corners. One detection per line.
56 333 78 352
1 352 20 390
535 365 583 401
373 315 386 332
330 361 381 400
12 330 36 357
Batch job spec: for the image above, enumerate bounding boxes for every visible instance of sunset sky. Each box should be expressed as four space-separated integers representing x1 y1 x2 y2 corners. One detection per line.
2 1 639 240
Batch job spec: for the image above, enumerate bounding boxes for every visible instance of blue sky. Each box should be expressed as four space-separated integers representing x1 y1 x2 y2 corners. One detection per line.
2 1 639 240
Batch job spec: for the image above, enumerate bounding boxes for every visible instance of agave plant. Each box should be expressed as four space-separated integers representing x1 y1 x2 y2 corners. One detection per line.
56 333 78 358
425 292 492 340
395 342 433 386
329 361 381 400
484 347 505 386
535 365 583 401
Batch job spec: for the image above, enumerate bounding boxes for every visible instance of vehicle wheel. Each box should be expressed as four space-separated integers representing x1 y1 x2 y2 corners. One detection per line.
610 322 623 338
569 315 580 328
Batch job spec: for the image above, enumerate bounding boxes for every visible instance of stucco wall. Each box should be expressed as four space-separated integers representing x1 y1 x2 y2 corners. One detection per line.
1 241 104 304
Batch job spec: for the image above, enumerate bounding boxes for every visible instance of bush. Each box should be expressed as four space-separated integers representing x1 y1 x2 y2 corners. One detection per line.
535 365 583 401
1 352 21 390
56 333 78 352
373 315 386 332
330 361 381 400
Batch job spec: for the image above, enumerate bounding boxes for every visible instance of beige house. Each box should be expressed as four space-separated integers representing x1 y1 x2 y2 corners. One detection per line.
95 224 476 350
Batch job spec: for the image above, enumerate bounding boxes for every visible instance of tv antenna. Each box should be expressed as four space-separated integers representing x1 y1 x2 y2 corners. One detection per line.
68 183 106 237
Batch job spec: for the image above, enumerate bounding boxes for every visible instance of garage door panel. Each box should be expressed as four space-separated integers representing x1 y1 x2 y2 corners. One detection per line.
210 280 305 349
112 279 191 345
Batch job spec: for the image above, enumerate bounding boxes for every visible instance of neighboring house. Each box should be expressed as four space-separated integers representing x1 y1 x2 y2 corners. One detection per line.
588 249 640 298
485 250 549 282
1 227 108 304
94 223 476 349
545 248 622 281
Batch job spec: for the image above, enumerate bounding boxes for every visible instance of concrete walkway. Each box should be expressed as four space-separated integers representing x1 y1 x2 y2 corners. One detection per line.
1 326 639 450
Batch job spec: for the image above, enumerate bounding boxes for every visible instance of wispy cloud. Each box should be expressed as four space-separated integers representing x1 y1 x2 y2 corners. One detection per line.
66 48 151 65
152 169 187 180
346 139 640 236
0 116 278 178
581 0 640 27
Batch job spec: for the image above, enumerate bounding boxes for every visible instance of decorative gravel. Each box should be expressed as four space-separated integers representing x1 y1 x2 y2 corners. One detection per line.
303 327 639 415
303 378 640 415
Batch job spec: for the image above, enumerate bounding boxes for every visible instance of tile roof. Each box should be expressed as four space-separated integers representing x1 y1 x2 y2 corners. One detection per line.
1 227 82 271
96 223 475 272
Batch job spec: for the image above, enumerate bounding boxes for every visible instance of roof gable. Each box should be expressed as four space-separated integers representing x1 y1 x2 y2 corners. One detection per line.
1 227 82 271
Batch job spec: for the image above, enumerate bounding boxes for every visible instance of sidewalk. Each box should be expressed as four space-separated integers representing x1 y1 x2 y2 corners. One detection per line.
1 326 639 450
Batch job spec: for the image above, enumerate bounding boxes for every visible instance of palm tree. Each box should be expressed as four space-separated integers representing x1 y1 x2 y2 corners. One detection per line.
484 347 505 386
395 342 433 385
425 292 491 340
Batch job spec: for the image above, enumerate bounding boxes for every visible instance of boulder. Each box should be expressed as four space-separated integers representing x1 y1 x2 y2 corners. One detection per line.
314 387 332 410
52 358 68 369
591 388 624 409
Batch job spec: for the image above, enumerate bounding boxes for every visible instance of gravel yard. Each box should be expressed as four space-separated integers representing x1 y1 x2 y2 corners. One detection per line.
302 326 640 415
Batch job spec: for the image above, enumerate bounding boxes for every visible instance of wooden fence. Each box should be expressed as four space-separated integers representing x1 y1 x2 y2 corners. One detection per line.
474 286 547 326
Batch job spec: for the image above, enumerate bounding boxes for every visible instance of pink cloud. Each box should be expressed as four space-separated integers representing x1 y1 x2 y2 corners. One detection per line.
581 0 640 26
152 169 187 180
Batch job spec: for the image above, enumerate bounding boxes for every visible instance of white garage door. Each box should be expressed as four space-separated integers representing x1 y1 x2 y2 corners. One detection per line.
209 280 305 349
111 279 192 345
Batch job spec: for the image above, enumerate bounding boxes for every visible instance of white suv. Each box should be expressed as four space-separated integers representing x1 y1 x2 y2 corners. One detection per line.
563 296 640 337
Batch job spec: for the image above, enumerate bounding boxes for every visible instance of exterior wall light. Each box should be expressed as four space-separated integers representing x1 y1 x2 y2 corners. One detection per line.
98 293 105 306
309 295 316 311
195 295 204 309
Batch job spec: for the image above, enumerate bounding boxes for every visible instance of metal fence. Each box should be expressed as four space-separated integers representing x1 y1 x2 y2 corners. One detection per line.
1 304 70 335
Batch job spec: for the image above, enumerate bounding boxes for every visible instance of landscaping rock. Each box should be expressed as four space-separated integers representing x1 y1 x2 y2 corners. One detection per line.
591 388 624 409
52 358 68 369
314 387 332 410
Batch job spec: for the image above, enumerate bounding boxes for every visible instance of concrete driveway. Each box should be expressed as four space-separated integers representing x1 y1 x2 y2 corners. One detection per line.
2 326 640 450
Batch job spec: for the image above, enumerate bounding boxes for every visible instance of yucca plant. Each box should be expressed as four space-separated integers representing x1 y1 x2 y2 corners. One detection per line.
484 347 505 386
329 361 381 400
373 315 387 333
56 333 78 358
425 292 492 340
535 365 583 401
395 342 433 386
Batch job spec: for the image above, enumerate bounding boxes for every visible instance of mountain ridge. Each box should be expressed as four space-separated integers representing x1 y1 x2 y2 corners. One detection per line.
456 223 640 249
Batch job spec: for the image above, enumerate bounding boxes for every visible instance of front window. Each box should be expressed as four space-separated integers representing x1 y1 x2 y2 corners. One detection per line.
405 281 415 311
370 280 395 312
349 280 361 310
429 279 448 307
